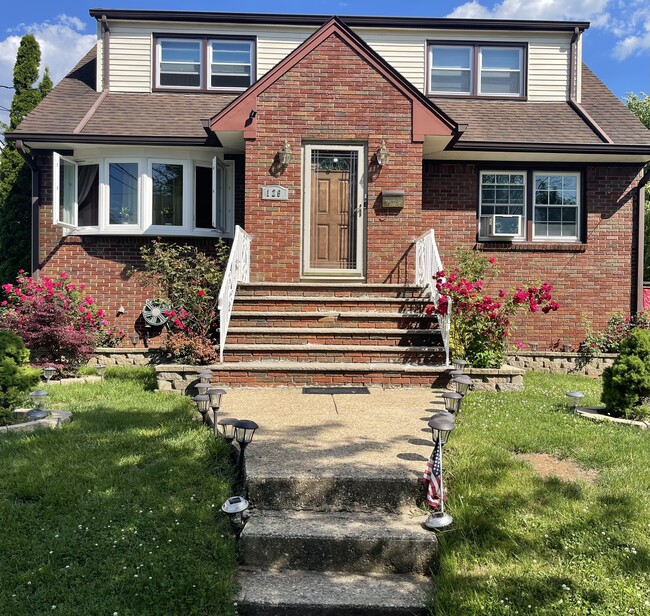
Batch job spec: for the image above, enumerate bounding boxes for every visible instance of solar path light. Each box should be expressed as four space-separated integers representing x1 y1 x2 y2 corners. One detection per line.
566 391 584 417
234 419 259 495
217 417 238 443
452 375 473 396
207 388 226 436
424 411 456 531
27 390 49 420
441 391 463 414
221 495 251 535
452 358 468 371
42 366 57 384
95 364 106 380
198 371 213 384
193 394 210 424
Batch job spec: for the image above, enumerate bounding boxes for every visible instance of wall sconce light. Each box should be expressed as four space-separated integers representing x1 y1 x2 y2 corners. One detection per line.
376 140 390 166
116 305 125 316
277 141 292 166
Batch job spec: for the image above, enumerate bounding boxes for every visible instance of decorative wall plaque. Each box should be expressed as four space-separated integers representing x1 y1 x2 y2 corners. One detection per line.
261 185 288 200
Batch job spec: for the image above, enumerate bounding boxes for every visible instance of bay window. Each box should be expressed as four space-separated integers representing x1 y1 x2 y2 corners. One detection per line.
53 152 233 236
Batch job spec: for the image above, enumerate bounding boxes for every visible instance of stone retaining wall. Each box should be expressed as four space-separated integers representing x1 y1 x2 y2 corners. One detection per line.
90 348 163 367
506 352 617 378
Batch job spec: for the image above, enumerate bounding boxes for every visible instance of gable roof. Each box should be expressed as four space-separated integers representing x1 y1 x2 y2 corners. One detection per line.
208 17 458 143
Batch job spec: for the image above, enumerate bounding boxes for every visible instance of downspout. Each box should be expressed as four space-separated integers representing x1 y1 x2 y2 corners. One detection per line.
568 26 613 143
15 140 39 277
101 15 110 92
636 168 650 313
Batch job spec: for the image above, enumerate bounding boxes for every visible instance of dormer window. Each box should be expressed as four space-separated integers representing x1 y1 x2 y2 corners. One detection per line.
155 36 255 92
428 42 526 97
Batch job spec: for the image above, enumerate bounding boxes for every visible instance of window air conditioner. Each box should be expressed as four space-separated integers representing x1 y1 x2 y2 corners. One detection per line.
488 214 521 238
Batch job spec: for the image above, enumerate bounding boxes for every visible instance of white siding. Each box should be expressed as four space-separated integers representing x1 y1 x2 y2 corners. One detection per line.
102 21 572 101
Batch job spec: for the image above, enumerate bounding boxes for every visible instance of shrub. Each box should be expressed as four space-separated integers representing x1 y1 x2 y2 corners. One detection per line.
137 240 227 364
581 312 650 355
0 330 40 423
0 271 121 371
602 328 650 419
160 332 218 365
426 252 559 368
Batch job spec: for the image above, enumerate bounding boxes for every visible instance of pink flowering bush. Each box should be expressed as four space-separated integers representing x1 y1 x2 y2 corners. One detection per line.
425 253 559 368
0 271 124 371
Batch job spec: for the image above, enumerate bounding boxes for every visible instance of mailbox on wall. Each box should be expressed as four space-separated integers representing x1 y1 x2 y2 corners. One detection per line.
381 190 405 209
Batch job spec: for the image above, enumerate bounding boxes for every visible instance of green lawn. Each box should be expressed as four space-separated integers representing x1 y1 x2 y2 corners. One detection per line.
0 368 238 616
433 372 650 616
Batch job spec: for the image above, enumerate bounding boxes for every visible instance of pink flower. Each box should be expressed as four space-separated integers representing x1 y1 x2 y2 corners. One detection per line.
514 341 524 349
489 257 495 264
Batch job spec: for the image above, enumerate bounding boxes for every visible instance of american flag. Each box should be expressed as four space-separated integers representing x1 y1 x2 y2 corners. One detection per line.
422 436 443 509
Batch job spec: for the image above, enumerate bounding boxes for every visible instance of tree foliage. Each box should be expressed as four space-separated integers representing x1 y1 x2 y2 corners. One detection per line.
625 92 650 130
0 34 52 283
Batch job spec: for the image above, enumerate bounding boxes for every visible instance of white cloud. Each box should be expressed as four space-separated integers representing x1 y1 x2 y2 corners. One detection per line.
0 14 95 134
448 0 650 60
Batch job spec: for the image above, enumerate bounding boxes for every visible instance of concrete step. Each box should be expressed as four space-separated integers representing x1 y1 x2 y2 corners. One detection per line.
247 473 424 511
229 311 439 330
239 510 436 574
223 344 445 365
197 361 450 387
238 282 427 299
226 327 441 346
234 296 432 313
237 569 429 616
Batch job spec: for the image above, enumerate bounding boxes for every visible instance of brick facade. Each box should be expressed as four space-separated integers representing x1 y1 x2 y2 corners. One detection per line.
32 31 643 350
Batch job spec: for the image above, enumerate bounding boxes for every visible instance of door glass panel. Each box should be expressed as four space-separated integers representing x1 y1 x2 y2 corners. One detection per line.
78 164 99 226
152 163 183 226
195 166 213 228
58 158 76 226
309 150 358 271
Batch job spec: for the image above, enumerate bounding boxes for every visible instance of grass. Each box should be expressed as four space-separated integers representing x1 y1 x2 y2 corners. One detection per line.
432 372 650 615
0 367 238 616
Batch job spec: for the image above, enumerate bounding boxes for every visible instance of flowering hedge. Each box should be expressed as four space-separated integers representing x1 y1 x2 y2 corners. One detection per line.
426 255 559 368
0 271 123 371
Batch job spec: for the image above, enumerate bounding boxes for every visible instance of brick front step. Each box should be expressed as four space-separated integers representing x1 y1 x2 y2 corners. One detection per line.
233 296 432 313
238 282 427 299
237 569 428 616
239 510 437 575
229 311 439 329
226 327 441 346
223 344 445 364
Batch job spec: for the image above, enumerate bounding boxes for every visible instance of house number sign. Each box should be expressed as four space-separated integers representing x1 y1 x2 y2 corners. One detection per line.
261 185 288 200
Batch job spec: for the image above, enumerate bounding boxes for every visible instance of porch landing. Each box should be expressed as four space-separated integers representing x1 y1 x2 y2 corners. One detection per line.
219 386 443 615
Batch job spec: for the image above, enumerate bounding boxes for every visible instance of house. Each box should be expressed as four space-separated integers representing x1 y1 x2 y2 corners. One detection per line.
6 9 650 383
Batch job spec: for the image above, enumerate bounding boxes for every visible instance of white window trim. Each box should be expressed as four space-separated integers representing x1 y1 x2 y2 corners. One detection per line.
156 38 203 90
52 151 234 238
208 39 254 91
532 171 581 242
478 170 527 242
429 45 473 96
477 46 523 97
53 152 78 229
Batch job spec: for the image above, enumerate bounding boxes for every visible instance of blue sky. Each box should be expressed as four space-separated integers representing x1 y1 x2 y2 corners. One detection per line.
0 0 648 131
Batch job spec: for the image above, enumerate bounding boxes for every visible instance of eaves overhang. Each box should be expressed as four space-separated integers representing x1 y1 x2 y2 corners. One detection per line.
450 141 650 157
4 132 217 147
89 9 590 32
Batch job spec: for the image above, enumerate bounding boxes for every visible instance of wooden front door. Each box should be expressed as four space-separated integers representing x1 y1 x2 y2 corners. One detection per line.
303 145 365 277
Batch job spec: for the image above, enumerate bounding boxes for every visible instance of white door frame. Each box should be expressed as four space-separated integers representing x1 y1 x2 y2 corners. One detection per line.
301 143 366 278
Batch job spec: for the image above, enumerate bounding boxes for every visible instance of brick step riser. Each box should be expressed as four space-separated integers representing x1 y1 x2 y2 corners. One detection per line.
234 300 431 313
248 476 424 511
238 534 434 575
230 316 438 329
209 371 447 387
226 334 441 346
224 351 445 364
238 288 427 299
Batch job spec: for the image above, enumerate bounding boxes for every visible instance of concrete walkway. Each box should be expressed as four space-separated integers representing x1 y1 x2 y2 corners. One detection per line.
220 387 445 484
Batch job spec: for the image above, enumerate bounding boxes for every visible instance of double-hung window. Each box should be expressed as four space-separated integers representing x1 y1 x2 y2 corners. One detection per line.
156 36 254 92
479 170 581 242
429 43 525 97
53 153 234 236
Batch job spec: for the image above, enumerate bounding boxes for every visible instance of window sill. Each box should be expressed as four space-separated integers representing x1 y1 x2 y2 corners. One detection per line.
65 228 233 239
476 241 586 253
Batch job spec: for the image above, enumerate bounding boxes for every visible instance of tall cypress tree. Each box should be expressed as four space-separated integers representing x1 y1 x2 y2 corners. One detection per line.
0 34 52 283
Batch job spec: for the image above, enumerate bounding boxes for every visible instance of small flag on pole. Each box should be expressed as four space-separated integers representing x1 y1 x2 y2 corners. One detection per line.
422 436 443 509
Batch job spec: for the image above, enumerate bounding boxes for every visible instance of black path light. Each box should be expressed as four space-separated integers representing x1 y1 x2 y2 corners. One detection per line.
207 388 226 436
217 417 238 443
193 394 210 424
448 369 465 380
27 390 49 420
198 371 213 384
42 366 57 384
566 391 585 416
195 382 211 396
441 391 463 414
452 358 468 371
424 411 456 531
234 419 259 494
452 375 473 396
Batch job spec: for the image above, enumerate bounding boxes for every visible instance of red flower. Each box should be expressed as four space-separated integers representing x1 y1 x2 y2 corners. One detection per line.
489 257 495 264
198 289 206 297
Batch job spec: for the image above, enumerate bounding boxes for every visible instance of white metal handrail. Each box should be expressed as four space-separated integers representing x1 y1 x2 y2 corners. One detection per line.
415 229 451 366
218 225 251 362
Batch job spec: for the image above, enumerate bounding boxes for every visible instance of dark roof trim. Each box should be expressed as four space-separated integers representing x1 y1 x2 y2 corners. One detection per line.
451 141 650 155
89 9 590 32
4 132 212 146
